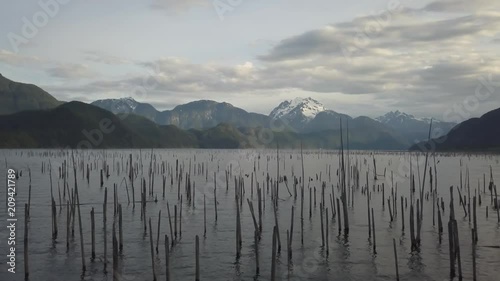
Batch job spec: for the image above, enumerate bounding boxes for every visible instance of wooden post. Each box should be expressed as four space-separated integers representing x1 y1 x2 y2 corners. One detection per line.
320 203 325 247
236 194 242 258
271 226 277 281
289 206 294 258
24 204 29 280
204 195 207 238
472 229 477 281
156 210 161 254
495 185 499 223
309 188 312 219
91 207 95 260
258 188 263 234
113 216 118 281
132 179 135 209
167 202 174 247
255 230 260 275
473 196 477 244
326 209 329 257
174 205 177 240
51 198 58 240
195 235 200 281
371 208 376 254
286 230 290 265
66 200 70 252
336 198 342 234
118 204 123 252
410 204 415 250
382 183 385 207
247 199 259 237
400 197 404 233
180 196 183 238
448 222 455 275
104 187 108 272
28 169 32 219
58 185 62 212
75 185 86 272
214 172 218 222
437 203 443 243
393 238 399 281
165 235 171 281
149 218 157 281
388 199 393 222
273 204 281 253
453 220 462 279
367 190 371 238
416 199 421 247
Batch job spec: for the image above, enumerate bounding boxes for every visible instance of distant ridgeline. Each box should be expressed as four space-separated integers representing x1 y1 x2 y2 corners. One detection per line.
0 101 408 150
1 74 497 151
410 107 500 152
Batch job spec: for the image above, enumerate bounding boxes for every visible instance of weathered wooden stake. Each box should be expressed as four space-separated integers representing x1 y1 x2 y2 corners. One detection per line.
165 235 171 281
91 207 95 260
271 226 277 281
104 187 108 272
371 208 376 254
204 195 207 238
195 235 200 281
255 230 260 275
75 184 86 272
472 229 477 281
393 238 399 281
24 203 29 280
156 210 161 254
149 218 157 281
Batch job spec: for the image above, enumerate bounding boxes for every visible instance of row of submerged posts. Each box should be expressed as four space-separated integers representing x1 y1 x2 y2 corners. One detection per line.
13 134 500 281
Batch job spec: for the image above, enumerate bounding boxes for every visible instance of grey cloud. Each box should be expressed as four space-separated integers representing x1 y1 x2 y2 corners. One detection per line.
43 0 500 118
258 28 349 61
0 49 45 66
46 64 98 79
83 51 131 65
150 0 208 11
422 0 500 13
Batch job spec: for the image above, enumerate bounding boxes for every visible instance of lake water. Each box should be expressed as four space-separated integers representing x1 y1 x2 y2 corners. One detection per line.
0 149 499 281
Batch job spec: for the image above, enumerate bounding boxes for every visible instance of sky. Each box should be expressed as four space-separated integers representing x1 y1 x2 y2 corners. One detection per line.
1 0 499 121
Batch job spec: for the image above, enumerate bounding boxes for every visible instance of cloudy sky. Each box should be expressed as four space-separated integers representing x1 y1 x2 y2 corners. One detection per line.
1 0 499 120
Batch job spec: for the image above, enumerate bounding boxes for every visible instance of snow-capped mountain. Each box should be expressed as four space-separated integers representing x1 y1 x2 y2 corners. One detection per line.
91 97 159 120
269 97 327 130
92 97 139 113
376 110 423 125
270 97 325 120
376 110 456 141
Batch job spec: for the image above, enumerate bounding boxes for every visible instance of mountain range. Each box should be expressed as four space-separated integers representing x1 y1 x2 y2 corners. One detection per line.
1 74 497 151
376 110 456 143
0 101 410 150
91 96 456 143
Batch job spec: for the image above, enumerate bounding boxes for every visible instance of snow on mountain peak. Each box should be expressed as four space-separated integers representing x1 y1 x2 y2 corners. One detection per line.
93 97 140 113
270 97 325 120
119 97 138 110
376 110 436 124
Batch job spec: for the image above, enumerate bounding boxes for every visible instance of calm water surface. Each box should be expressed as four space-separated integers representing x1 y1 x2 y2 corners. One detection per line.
0 149 499 281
